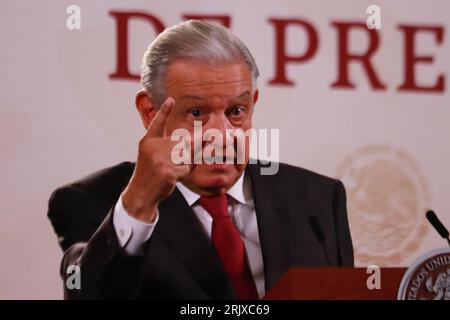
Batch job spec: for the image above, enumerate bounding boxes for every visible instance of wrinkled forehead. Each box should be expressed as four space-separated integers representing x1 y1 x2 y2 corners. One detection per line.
165 59 255 100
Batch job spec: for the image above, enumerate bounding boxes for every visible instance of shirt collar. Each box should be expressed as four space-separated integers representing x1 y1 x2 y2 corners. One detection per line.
175 181 200 206
175 172 254 207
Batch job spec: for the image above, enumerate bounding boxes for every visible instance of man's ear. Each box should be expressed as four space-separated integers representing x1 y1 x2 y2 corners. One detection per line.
135 89 157 129
253 89 259 105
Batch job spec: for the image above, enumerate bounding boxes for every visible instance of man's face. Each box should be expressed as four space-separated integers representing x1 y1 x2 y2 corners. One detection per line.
162 59 258 196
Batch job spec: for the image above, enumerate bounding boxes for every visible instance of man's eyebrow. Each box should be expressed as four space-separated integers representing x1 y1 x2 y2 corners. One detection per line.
180 95 204 100
236 91 251 99
180 91 251 101
228 91 251 102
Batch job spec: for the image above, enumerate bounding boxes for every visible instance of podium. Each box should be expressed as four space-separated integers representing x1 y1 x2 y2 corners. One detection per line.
263 267 407 300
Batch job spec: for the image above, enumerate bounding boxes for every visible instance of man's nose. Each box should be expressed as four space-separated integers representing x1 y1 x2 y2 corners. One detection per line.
204 113 234 146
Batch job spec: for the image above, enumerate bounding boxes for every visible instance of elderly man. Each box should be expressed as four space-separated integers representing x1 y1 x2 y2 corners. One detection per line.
48 20 353 300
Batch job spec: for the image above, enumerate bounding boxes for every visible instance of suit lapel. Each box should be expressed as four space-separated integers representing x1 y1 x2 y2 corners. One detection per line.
246 162 290 291
141 161 290 297
154 188 237 299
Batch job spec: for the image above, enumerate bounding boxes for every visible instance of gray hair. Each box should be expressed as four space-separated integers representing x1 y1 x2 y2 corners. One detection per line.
140 20 259 107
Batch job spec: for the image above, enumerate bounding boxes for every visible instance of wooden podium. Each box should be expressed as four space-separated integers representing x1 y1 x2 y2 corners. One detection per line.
263 267 407 300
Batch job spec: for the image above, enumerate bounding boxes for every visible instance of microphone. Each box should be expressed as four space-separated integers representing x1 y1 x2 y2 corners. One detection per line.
426 210 450 247
308 215 330 266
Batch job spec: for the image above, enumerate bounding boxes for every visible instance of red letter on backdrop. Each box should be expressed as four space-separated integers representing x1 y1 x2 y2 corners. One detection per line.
109 11 165 81
268 19 318 86
398 25 445 93
182 15 231 28
331 22 386 90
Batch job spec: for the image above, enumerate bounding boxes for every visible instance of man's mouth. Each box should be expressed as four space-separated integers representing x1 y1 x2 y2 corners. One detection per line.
201 154 236 163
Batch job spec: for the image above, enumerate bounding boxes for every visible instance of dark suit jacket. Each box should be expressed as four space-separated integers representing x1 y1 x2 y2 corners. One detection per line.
47 161 353 299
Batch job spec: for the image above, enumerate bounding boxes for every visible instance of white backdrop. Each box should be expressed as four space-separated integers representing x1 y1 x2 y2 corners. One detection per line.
1 0 449 299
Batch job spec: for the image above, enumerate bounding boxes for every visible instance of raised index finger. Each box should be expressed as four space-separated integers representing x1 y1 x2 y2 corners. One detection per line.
147 97 175 137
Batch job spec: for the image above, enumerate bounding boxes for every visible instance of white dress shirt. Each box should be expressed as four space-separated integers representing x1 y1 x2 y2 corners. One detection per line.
113 173 266 298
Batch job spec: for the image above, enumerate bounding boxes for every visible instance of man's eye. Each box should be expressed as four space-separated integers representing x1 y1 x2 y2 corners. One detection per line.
230 106 245 116
189 108 202 117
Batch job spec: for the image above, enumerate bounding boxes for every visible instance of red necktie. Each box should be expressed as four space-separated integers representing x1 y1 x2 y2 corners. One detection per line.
199 194 258 300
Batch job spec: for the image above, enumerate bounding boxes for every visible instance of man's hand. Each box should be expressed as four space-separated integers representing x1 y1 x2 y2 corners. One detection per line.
121 97 191 223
